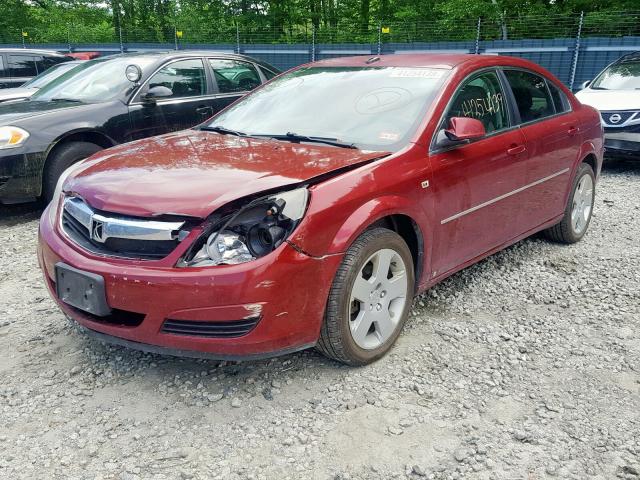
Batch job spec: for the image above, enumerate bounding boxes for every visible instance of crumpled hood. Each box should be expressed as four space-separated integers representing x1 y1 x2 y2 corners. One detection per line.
575 88 640 111
67 129 387 218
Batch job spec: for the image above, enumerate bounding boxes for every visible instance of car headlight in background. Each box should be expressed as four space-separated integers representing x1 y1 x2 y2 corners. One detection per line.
0 126 30 149
179 187 309 267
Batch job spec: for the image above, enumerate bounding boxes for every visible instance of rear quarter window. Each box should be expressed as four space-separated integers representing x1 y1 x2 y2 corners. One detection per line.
548 82 571 114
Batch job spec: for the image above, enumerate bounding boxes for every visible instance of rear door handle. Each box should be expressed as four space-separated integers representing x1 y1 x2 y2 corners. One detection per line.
567 126 579 136
507 144 526 156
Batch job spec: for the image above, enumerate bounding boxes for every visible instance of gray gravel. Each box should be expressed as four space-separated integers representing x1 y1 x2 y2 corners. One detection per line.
0 161 638 480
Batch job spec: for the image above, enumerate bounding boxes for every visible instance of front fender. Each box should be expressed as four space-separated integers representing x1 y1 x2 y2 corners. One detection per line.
327 195 426 254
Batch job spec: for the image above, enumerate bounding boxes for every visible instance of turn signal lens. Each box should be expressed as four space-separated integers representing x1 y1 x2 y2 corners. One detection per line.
0 126 30 149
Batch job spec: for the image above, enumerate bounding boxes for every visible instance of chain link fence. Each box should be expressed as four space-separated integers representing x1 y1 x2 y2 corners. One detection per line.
2 11 640 90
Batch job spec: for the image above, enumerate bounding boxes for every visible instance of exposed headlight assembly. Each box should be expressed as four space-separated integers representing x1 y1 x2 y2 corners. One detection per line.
0 126 29 149
178 187 309 267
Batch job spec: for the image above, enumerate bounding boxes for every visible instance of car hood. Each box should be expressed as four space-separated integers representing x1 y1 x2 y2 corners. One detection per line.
575 88 640 111
0 88 37 103
66 130 388 218
0 99 85 124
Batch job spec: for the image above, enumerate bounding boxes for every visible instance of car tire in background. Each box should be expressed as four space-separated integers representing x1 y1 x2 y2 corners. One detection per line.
544 162 596 244
42 142 103 203
317 228 415 366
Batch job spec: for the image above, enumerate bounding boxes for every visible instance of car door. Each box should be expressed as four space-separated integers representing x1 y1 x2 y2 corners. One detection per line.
429 69 529 277
501 69 578 228
207 58 263 113
127 58 212 141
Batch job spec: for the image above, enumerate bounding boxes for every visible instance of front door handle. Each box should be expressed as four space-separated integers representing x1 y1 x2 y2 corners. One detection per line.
567 126 579 136
507 144 526 156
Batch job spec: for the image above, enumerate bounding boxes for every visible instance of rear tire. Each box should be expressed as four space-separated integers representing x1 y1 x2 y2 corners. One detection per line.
316 228 415 366
41 142 103 203
544 162 595 244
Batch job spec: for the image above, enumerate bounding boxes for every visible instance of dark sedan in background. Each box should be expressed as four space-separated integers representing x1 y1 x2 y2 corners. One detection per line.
0 60 84 104
0 49 72 89
0 51 279 203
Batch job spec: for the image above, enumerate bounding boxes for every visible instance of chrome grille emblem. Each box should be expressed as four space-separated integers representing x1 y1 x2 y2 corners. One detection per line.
608 113 622 124
90 217 106 243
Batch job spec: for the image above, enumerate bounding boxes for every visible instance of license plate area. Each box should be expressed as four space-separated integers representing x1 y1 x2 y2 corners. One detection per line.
55 262 111 317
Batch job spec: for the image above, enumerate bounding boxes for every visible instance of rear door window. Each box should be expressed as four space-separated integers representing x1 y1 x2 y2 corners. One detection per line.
445 70 509 135
209 59 262 93
504 69 555 122
147 59 206 99
9 55 38 77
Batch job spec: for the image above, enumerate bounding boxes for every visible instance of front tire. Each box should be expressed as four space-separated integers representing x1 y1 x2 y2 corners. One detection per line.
317 228 415 366
544 162 595 244
41 142 103 203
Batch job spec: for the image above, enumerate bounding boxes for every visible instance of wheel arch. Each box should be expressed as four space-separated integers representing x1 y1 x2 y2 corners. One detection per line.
39 129 116 196
327 196 427 290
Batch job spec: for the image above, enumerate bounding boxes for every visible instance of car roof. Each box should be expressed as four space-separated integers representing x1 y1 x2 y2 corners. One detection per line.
617 51 640 63
309 53 544 70
104 50 280 71
0 48 69 57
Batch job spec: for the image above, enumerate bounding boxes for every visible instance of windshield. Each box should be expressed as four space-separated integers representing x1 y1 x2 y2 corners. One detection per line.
22 62 81 89
205 66 449 151
31 57 155 102
591 60 640 90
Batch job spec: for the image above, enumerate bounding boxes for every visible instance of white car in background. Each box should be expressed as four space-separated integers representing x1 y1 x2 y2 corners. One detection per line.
575 52 640 159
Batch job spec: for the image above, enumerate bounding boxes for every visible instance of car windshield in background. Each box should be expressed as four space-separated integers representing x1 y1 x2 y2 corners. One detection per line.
22 62 81 89
31 57 155 102
591 60 640 90
205 66 449 151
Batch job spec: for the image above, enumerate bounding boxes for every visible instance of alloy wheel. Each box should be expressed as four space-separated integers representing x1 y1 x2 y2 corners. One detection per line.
571 173 594 236
348 248 408 350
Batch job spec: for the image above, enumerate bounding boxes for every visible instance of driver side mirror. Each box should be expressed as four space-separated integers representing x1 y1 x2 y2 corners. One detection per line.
435 117 486 149
142 85 173 103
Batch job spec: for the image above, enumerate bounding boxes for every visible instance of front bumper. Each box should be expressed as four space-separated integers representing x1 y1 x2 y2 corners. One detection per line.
0 147 46 203
604 131 640 159
38 203 343 359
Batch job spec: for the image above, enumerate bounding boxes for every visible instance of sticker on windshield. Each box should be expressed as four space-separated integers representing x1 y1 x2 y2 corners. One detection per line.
378 131 400 141
389 68 445 79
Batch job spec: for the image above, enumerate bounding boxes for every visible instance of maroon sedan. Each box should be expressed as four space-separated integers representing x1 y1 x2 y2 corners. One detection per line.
38 54 603 365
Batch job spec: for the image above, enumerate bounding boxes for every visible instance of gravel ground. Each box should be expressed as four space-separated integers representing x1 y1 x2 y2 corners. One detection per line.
0 160 638 480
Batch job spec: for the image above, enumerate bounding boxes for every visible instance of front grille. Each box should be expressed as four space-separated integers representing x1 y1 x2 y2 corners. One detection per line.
161 317 260 338
601 111 639 127
60 196 190 260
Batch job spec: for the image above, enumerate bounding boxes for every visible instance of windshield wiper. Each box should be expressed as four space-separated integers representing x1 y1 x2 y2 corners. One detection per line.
201 125 248 137
589 86 608 90
50 97 82 103
256 132 357 149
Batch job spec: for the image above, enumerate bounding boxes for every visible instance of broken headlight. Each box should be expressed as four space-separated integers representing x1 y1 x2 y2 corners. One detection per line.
178 187 309 267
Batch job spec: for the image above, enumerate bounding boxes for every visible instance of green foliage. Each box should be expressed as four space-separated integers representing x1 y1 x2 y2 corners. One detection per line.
0 0 638 45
